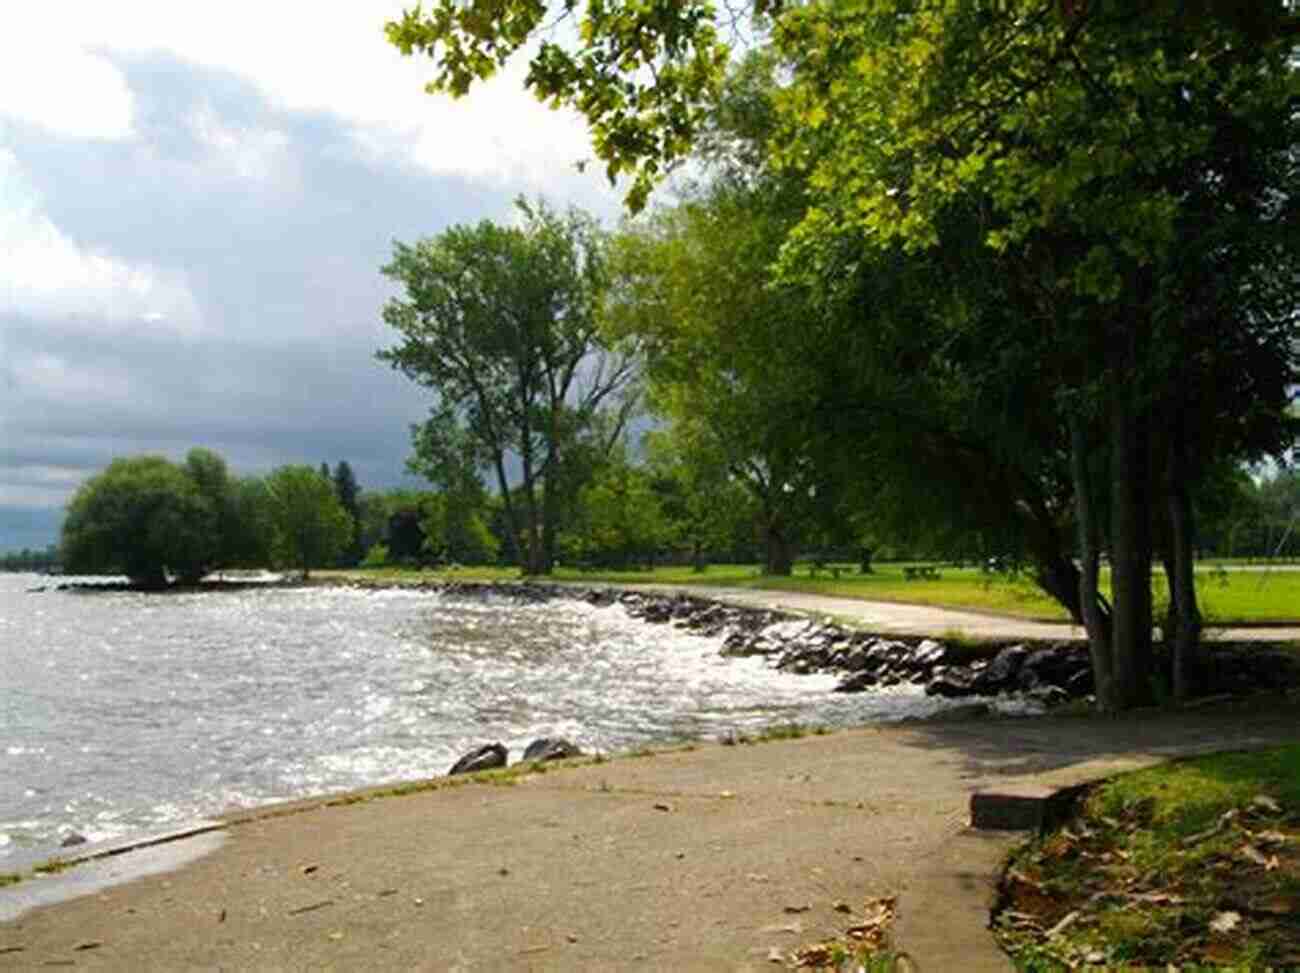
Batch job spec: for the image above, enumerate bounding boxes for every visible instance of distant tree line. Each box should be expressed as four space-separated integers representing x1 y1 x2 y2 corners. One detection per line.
0 545 60 573
61 450 354 588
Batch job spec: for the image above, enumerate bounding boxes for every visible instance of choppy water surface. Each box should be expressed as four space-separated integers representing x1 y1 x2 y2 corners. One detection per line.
1 574 968 861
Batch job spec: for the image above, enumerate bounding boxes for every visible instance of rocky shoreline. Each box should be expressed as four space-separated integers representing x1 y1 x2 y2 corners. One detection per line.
343 578 1300 711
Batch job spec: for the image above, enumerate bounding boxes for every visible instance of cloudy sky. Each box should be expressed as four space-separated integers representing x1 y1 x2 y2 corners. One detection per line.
0 2 631 551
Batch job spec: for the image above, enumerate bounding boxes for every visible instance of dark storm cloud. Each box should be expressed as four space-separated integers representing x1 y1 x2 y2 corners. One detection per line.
1 50 607 548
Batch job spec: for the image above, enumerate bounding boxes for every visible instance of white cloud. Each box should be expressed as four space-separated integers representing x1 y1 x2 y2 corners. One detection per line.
0 39 135 140
0 2 602 189
188 104 297 188
19 353 135 405
0 152 202 331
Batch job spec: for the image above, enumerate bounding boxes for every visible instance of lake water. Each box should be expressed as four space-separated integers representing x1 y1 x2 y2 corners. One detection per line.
1 573 973 864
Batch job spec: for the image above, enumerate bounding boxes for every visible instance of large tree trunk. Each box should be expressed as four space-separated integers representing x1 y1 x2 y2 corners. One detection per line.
763 511 795 576
1021 497 1086 624
1165 429 1203 701
1070 414 1117 709
519 442 546 577
1108 374 1154 709
540 408 562 576
491 454 529 574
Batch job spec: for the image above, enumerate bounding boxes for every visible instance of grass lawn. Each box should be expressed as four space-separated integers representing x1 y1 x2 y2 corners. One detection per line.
323 560 1300 625
995 745 1300 968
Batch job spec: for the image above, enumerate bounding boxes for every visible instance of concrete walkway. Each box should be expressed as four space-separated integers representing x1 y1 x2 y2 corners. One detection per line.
641 584 1300 643
3 583 1298 970
3 702 1298 971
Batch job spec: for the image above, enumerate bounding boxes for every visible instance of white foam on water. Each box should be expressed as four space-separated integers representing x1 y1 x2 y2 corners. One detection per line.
1 579 1013 858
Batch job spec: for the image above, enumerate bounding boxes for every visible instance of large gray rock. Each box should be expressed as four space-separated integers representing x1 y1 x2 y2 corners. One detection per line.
834 671 879 693
911 639 950 669
1018 644 1088 692
448 743 508 776
1028 685 1071 708
926 666 976 698
521 738 583 763
867 640 908 668
971 645 1029 694
1065 667 1095 697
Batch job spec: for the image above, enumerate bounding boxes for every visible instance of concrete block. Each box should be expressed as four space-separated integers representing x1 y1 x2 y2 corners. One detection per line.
969 784 1083 833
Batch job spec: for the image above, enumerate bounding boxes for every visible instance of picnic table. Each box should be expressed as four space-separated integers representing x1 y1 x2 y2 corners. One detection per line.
902 565 942 581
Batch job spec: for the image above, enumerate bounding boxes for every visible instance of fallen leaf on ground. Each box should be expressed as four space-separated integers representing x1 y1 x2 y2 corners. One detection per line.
287 899 334 916
1127 891 1185 906
1240 844 1280 870
1201 940 1239 963
1046 910 1080 938
760 922 804 935
1209 910 1242 934
997 910 1042 930
1254 829 1289 846
1251 795 1282 815
862 896 896 922
1255 896 1295 915
1182 809 1238 847
792 943 834 967
1005 868 1045 891
653 802 672 812
832 901 852 914
784 904 811 914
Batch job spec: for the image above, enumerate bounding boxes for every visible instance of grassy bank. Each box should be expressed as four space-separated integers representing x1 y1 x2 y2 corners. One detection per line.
322 561 1300 625
995 746 1300 968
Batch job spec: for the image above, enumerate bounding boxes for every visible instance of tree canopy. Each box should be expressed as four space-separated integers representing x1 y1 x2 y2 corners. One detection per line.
378 198 640 574
61 456 216 589
264 465 353 578
386 1 1300 710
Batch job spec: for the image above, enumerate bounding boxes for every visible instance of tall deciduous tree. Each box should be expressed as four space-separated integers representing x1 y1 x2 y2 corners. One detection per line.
330 461 362 565
265 465 352 579
61 456 215 589
407 406 499 565
182 447 236 582
767 2 1300 708
608 193 835 574
379 198 640 575
389 1 1300 708
561 448 668 569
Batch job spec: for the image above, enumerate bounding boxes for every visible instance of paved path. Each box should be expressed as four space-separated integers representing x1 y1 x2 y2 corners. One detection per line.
632 584 1300 643
3 702 1298 971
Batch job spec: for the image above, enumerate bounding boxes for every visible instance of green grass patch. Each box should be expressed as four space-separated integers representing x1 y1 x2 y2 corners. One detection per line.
324 561 1300 624
32 858 73 876
996 745 1300 969
0 872 22 887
